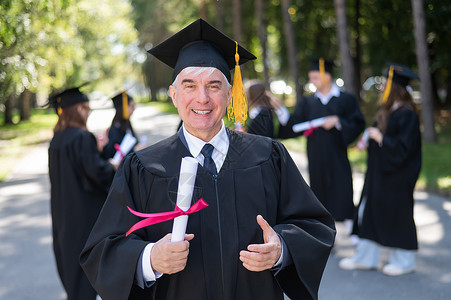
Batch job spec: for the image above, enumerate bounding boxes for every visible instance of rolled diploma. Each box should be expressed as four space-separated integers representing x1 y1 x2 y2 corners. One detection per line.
292 117 326 133
171 157 199 242
111 132 137 164
357 128 370 150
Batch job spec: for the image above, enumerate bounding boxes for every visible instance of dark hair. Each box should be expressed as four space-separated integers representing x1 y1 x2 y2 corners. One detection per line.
54 103 88 132
111 99 136 137
246 81 273 110
376 82 417 133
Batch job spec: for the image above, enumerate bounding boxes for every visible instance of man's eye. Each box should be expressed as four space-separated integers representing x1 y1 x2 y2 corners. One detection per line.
209 85 220 90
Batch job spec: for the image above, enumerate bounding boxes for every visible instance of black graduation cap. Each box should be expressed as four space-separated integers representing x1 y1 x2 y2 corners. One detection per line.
111 90 133 119
111 91 133 110
147 18 256 82
381 62 419 103
385 62 419 87
309 58 335 74
48 84 89 115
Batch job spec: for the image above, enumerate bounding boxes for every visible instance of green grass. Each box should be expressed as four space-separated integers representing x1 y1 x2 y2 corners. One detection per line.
0 109 57 181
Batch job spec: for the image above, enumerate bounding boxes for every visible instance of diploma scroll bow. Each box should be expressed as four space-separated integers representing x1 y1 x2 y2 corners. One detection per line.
125 199 208 237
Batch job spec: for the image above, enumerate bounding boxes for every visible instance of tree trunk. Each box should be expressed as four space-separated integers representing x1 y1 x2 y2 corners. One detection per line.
216 0 225 31
281 0 302 103
19 89 32 121
445 74 451 107
334 0 359 100
255 0 270 89
145 59 157 102
4 94 15 125
233 0 242 43
411 0 437 142
353 0 362 100
199 0 207 20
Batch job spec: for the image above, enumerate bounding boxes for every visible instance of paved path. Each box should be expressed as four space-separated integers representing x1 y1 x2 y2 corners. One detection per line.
1 104 450 299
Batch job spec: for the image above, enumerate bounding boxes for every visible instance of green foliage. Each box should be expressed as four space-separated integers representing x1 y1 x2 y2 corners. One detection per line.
0 0 142 105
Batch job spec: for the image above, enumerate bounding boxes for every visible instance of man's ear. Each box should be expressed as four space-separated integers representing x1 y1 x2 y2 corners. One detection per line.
226 85 232 107
169 85 178 108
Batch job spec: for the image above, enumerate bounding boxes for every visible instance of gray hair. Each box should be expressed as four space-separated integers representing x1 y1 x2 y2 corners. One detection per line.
171 67 231 89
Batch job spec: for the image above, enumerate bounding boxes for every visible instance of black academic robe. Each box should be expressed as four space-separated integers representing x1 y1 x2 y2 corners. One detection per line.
102 124 137 159
279 92 365 221
247 107 274 138
353 107 421 250
49 127 115 300
80 129 336 300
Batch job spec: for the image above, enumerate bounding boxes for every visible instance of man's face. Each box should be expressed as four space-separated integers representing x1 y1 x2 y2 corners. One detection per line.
169 67 231 142
308 70 331 90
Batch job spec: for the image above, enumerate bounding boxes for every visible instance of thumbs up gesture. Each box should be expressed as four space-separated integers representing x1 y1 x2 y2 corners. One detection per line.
239 215 282 272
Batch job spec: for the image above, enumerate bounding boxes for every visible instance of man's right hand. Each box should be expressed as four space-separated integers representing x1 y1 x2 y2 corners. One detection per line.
150 233 194 274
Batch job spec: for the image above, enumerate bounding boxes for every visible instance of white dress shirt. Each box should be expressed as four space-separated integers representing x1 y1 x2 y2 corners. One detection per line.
139 121 283 283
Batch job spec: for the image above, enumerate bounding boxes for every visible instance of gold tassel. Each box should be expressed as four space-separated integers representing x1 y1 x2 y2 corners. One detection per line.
319 58 327 86
227 42 248 125
57 97 62 116
122 91 129 119
381 65 394 104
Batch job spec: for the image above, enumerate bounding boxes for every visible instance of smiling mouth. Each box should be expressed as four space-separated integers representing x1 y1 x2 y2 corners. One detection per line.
192 109 212 115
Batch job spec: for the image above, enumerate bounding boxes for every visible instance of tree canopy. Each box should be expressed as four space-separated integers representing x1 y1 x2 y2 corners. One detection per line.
0 0 141 115
1 0 450 129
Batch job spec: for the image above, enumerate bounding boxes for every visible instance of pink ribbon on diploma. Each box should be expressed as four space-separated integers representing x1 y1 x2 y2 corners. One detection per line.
114 143 124 159
126 198 209 236
303 122 318 137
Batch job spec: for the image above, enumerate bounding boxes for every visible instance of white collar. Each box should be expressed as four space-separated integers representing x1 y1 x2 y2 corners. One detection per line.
182 121 229 159
249 106 262 119
315 84 341 105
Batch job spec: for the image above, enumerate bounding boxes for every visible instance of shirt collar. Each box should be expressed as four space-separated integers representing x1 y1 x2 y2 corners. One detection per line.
182 121 229 158
249 106 262 119
315 84 341 105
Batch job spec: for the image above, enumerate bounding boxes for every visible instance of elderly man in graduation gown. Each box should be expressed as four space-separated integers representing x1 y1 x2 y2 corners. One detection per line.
278 59 365 222
81 19 335 300
48 86 116 300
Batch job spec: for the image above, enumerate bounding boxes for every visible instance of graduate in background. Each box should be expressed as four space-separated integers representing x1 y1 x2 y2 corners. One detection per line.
101 91 146 159
244 80 286 138
339 63 422 276
278 58 365 224
48 86 116 300
81 19 335 300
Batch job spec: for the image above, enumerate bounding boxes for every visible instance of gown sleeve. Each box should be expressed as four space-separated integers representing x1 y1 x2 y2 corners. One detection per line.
336 93 365 146
270 141 336 300
102 125 126 159
74 131 115 193
277 97 307 139
377 109 421 172
247 108 274 138
80 154 155 300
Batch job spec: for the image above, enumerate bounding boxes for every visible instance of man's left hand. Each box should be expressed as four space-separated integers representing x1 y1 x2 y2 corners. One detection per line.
239 215 282 272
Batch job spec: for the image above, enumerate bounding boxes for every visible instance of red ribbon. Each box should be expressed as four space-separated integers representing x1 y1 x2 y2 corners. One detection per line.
114 144 124 159
303 122 318 137
126 198 209 236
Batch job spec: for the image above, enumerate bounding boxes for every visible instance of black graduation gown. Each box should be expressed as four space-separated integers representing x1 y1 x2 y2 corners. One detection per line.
80 129 336 300
353 107 421 250
102 124 137 159
49 127 115 300
247 107 274 138
278 92 365 221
